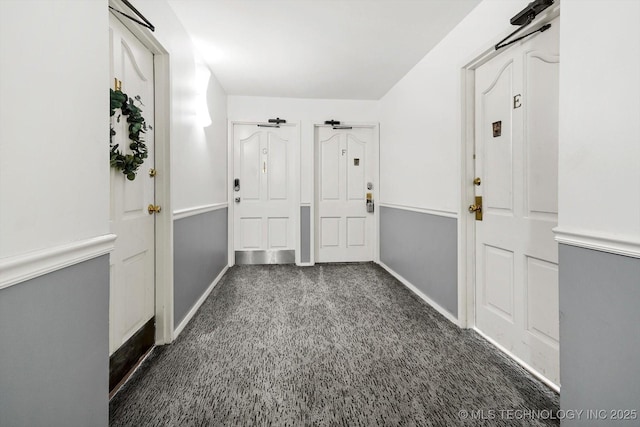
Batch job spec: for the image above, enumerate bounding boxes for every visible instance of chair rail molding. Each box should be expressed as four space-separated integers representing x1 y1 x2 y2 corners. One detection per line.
554 227 640 259
173 202 228 220
0 234 117 290
378 202 458 219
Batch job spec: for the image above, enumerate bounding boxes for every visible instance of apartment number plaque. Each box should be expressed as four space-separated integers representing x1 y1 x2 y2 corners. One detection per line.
492 121 502 138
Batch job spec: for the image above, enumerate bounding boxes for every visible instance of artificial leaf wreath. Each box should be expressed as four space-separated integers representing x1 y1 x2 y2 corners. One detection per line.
110 88 151 180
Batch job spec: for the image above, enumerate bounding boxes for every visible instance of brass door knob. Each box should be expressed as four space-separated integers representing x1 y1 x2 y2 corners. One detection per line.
468 204 481 213
473 177 481 186
148 204 161 214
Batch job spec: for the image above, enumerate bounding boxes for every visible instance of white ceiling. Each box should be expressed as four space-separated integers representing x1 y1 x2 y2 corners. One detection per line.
167 0 481 100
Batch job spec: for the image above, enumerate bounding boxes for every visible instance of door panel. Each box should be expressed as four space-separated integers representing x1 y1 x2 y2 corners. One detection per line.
233 125 297 259
316 127 374 262
347 217 366 247
321 136 341 200
483 61 514 213
109 14 155 355
483 245 515 321
268 218 288 248
268 135 288 200
474 19 560 386
525 53 560 217
241 133 261 201
347 136 366 200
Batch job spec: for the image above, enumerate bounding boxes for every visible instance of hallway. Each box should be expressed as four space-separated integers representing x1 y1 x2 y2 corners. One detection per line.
110 264 558 426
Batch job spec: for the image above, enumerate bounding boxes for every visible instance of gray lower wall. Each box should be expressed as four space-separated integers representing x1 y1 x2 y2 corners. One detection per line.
559 245 640 426
379 206 458 317
174 208 228 328
0 255 109 427
300 206 311 263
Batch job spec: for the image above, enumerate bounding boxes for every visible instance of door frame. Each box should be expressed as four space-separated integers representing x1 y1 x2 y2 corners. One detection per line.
227 121 301 266
109 0 174 346
457 4 560 390
312 123 381 264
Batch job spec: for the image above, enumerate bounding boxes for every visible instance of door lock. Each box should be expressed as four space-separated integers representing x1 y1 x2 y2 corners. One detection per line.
366 192 374 213
235 197 241 203
148 204 161 214
468 196 483 221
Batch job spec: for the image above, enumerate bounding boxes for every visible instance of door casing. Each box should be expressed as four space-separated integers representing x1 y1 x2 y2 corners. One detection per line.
458 3 560 392
109 0 174 346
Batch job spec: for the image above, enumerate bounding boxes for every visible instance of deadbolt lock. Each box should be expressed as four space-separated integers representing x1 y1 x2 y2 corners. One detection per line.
468 196 483 221
473 177 481 186
149 168 157 178
148 204 161 214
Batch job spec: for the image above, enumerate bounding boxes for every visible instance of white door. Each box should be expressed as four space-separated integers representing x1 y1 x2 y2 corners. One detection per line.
109 15 156 355
233 124 297 261
316 126 375 263
474 20 560 386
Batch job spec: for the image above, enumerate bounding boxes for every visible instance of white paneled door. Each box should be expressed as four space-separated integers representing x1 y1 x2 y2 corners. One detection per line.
233 124 297 258
109 15 155 355
316 126 375 262
474 19 560 386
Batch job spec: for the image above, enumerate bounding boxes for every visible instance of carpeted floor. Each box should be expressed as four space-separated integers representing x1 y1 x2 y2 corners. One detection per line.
110 263 559 426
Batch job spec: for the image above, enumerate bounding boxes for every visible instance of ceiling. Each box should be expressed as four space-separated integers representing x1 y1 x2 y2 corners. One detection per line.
167 0 481 100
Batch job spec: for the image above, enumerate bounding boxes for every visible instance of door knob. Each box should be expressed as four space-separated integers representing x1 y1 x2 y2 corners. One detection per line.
235 197 241 203
148 204 161 214
468 196 483 221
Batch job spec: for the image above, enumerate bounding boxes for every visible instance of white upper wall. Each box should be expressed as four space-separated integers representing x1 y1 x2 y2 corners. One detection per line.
228 96 379 123
136 0 228 211
0 0 109 258
228 96 379 204
0 0 228 260
379 0 531 214
558 0 640 243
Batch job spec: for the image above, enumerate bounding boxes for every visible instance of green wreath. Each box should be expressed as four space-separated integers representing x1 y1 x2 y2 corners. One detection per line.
110 88 151 180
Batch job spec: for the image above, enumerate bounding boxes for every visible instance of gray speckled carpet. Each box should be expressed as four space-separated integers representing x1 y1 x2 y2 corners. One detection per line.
110 263 559 426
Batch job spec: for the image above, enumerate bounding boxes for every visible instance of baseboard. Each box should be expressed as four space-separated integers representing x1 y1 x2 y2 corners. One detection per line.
378 261 460 327
173 265 229 339
473 327 560 392
296 262 314 267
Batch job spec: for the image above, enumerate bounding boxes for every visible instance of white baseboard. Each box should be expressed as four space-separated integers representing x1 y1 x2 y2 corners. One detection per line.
0 234 117 290
173 265 229 339
378 261 460 327
473 327 560 393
